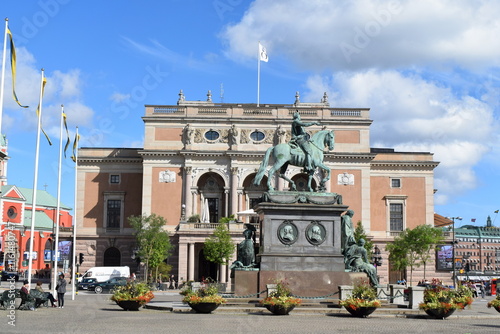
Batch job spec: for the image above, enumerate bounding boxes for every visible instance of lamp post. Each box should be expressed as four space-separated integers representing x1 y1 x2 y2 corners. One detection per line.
372 245 382 281
447 216 462 288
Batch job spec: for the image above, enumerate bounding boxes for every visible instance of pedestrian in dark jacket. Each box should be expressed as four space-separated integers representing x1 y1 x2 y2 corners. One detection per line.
56 273 67 308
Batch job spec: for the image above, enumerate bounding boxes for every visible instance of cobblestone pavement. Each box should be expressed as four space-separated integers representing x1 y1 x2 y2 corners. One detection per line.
2 283 500 334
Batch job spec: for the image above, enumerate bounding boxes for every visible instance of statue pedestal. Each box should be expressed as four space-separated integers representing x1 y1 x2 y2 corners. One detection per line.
252 195 358 296
255 198 347 272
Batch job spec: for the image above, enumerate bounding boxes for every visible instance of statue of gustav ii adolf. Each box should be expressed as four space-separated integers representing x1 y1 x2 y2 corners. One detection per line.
253 111 335 192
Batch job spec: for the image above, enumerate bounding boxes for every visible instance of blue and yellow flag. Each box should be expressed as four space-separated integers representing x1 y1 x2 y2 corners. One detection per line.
35 76 52 145
71 130 80 162
63 112 70 157
6 27 28 108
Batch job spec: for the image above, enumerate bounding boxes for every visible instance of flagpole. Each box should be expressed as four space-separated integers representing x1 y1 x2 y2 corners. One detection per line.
0 18 8 135
28 68 45 286
71 126 79 300
257 42 261 107
52 104 64 296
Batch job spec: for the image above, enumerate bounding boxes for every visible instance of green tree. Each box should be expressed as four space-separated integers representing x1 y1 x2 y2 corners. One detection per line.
386 224 444 286
203 216 235 281
128 213 173 282
412 224 444 281
353 221 374 255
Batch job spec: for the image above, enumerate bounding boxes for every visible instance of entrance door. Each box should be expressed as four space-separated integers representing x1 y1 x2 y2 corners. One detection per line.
207 198 219 224
198 249 218 281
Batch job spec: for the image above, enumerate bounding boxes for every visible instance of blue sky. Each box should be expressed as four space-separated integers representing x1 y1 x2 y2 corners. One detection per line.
2 0 500 227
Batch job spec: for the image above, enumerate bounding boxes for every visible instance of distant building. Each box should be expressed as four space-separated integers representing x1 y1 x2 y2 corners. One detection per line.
75 91 439 285
454 218 500 281
0 185 73 274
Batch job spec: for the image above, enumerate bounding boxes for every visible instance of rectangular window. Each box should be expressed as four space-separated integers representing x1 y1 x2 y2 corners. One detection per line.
110 175 120 184
107 199 121 228
391 178 401 188
390 203 403 231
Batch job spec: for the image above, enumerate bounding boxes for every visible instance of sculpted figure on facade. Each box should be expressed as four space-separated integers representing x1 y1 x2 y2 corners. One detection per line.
228 124 239 147
183 124 194 146
276 124 287 144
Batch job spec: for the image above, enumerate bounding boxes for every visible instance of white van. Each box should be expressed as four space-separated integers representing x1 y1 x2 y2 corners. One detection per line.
78 266 130 283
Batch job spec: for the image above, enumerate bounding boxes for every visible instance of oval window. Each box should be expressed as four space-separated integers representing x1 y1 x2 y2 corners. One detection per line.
7 206 17 219
204 130 220 141
250 130 265 142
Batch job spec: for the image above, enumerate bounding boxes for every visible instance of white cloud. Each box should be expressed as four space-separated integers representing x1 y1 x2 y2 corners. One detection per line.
302 69 495 204
220 0 500 205
222 0 500 70
110 92 131 103
1 47 94 137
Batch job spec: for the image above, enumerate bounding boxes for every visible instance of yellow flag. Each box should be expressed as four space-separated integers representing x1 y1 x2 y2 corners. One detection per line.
6 27 28 108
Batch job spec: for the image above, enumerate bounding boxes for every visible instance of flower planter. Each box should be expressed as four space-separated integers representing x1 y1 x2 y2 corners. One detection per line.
343 305 377 318
424 308 455 319
188 302 220 314
116 300 142 311
264 304 296 315
493 305 500 313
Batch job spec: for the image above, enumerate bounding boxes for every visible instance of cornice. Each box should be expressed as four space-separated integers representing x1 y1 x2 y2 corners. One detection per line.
371 161 440 170
78 156 142 164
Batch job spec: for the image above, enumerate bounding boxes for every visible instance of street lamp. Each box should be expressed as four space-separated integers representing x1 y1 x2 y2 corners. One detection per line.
447 216 462 288
372 245 382 281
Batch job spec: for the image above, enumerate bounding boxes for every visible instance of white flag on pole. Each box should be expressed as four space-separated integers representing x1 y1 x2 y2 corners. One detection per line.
259 42 269 62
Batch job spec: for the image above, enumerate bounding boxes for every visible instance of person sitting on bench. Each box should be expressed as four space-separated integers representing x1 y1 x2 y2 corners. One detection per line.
19 280 36 311
35 281 57 307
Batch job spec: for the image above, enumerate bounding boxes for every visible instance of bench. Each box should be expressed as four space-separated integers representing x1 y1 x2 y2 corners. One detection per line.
1 289 19 310
0 289 49 310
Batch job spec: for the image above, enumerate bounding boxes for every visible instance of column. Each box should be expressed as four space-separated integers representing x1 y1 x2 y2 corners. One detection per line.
188 242 195 281
192 190 199 218
220 263 227 284
178 241 188 283
224 188 229 217
230 167 238 216
278 176 285 191
184 167 193 218
237 190 243 215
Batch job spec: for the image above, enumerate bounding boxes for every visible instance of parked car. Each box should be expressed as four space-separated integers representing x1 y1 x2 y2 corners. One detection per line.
78 278 98 290
1 270 19 281
87 277 128 294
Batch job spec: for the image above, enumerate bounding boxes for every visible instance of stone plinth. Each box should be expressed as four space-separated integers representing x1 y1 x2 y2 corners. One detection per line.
233 270 259 297
259 271 366 297
255 199 348 272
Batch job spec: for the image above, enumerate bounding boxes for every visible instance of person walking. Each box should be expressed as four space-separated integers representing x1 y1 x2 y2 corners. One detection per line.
56 273 67 308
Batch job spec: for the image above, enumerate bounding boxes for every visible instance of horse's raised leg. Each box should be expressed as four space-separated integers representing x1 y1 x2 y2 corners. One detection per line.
306 169 315 192
317 163 331 192
267 160 287 191
278 163 296 190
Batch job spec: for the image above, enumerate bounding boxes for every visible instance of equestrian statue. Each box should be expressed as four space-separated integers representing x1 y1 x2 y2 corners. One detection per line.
253 111 334 192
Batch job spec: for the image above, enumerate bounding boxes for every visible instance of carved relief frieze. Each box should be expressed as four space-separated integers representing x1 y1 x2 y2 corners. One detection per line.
338 172 354 185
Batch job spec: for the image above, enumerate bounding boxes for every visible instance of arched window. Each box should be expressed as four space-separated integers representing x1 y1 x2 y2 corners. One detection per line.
103 247 121 266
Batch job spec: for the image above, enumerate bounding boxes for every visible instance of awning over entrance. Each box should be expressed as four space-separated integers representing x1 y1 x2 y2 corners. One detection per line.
457 275 500 281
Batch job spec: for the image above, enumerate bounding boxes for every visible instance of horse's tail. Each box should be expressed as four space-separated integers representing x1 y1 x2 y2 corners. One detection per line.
253 146 273 186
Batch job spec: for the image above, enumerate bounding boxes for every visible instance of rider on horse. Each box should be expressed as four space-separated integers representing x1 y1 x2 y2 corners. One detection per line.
290 111 320 172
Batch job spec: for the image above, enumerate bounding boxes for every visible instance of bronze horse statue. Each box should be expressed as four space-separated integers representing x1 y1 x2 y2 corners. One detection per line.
253 130 335 192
